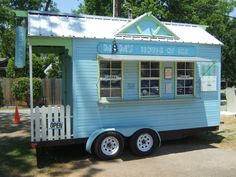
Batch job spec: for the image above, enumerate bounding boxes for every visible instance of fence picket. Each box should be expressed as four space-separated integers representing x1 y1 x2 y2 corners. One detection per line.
60 105 65 139
54 107 59 140
48 105 53 140
31 111 35 142
41 106 47 141
35 106 41 142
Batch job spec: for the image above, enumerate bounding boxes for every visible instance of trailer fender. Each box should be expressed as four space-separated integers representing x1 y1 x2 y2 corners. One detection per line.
86 128 117 153
156 130 162 147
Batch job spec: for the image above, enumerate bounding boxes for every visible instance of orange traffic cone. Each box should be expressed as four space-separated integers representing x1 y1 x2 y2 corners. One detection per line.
14 105 20 124
31 143 36 149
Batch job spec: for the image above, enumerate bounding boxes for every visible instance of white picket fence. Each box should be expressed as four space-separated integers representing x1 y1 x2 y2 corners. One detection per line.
31 105 72 142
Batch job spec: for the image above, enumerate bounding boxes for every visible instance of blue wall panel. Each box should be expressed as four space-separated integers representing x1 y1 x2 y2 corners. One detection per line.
72 39 221 138
123 61 139 100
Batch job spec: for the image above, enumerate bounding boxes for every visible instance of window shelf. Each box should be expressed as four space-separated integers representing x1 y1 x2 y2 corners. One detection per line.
98 96 201 105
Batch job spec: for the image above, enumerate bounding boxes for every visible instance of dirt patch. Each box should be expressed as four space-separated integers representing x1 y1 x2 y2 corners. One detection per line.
215 115 236 149
193 115 236 149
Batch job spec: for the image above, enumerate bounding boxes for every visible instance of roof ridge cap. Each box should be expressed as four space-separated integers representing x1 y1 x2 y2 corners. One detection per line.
163 21 200 27
28 10 131 22
80 14 130 21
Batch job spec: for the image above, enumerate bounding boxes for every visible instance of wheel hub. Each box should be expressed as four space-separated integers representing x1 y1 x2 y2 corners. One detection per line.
137 133 154 152
101 136 119 156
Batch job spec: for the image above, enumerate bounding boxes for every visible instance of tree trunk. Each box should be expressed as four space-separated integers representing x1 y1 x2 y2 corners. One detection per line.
44 0 52 11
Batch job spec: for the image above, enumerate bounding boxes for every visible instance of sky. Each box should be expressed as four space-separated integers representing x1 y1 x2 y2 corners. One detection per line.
230 7 236 17
54 0 236 17
54 0 83 13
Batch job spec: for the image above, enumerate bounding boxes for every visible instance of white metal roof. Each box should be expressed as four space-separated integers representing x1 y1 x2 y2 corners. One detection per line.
28 11 223 45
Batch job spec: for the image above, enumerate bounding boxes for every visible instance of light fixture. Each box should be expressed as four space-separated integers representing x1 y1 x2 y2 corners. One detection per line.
112 40 118 54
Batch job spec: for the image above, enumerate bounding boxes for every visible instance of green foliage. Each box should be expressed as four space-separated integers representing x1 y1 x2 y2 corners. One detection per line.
6 58 15 78
6 54 61 78
222 19 236 84
0 28 15 59
73 3 86 14
0 81 4 107
32 54 45 78
0 0 58 58
6 55 33 78
11 77 42 106
73 0 113 16
121 0 166 19
162 0 235 40
43 54 62 78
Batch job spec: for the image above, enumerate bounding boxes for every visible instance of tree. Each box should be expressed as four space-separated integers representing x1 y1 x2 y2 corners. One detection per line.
222 19 236 84
0 0 58 58
0 0 59 77
45 0 52 11
11 77 42 106
121 0 166 19
161 0 235 40
73 0 113 16
6 54 62 78
43 54 62 78
6 58 15 78
0 1 16 59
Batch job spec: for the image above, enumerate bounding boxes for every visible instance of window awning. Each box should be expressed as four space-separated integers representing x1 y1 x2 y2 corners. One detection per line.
97 54 212 62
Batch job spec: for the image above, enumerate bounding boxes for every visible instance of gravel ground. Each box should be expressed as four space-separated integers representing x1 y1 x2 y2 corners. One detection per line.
0 109 236 177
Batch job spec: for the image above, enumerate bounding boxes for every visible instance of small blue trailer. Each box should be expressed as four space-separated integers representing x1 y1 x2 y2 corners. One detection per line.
25 11 222 161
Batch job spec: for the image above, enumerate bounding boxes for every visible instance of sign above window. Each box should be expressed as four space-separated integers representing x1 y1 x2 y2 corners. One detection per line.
97 42 196 57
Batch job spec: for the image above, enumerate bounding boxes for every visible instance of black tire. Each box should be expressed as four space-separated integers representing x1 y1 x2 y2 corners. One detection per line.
129 129 159 156
94 131 124 160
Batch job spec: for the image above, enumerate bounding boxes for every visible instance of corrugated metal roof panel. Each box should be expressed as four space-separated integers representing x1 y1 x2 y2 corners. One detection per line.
28 12 222 45
166 24 222 45
29 13 128 38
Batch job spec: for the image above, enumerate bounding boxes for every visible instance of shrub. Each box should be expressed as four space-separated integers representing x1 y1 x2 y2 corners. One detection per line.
6 58 15 78
0 81 4 107
11 77 42 106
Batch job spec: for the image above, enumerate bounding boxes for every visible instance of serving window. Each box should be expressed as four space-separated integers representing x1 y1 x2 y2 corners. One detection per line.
140 61 160 97
100 61 122 98
176 62 194 95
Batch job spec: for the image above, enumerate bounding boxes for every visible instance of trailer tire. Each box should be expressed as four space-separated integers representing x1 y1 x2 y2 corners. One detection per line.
94 132 124 160
129 129 158 156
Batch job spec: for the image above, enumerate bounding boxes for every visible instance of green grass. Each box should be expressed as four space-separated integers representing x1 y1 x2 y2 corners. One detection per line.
0 112 36 176
0 136 36 177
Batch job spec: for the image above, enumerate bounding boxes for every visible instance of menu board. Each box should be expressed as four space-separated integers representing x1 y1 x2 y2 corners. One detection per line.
201 76 217 91
165 83 172 94
164 68 172 79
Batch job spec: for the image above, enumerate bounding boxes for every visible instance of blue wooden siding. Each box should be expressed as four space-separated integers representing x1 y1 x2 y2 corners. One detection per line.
72 39 221 138
123 61 139 100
